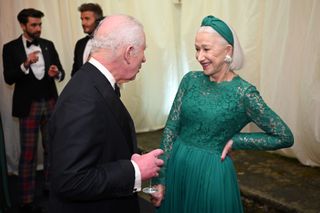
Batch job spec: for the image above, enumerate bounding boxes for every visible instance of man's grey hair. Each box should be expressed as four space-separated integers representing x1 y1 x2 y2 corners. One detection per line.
91 15 144 55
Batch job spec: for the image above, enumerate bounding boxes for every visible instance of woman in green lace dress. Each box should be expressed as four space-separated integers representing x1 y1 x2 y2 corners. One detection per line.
150 15 294 213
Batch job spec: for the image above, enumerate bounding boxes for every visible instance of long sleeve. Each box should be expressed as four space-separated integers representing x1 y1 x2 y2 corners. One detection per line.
48 41 65 81
2 42 26 85
232 86 294 150
153 73 190 185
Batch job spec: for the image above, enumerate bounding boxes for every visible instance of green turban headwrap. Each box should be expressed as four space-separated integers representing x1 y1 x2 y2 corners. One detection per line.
201 15 234 46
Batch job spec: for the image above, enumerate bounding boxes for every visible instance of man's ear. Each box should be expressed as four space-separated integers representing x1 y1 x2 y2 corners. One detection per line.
20 23 26 31
124 46 134 64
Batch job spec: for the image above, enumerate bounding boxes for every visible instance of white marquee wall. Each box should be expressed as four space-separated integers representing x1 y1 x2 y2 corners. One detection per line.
0 0 319 173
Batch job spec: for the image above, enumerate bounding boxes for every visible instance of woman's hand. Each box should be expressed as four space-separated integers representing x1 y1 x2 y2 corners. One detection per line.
221 139 233 161
150 184 165 207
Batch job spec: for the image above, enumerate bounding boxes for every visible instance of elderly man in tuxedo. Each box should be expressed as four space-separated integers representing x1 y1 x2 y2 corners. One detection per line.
2 8 65 213
48 14 163 213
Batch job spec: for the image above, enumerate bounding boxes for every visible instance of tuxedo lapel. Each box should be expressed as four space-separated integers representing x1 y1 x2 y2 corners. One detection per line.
87 64 137 153
16 37 38 79
39 39 50 75
16 36 28 64
77 36 90 65
16 36 49 77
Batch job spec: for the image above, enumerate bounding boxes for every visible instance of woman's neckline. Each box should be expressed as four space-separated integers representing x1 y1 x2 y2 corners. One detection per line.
207 73 240 84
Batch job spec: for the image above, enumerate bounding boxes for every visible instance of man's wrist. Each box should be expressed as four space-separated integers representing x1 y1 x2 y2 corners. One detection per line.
23 61 30 69
20 62 29 74
131 160 141 192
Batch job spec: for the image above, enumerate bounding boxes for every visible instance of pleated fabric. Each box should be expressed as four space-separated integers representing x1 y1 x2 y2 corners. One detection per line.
157 140 243 213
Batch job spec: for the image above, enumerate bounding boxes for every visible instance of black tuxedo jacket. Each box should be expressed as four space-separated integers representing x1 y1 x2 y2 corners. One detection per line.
71 36 90 77
49 63 140 213
2 35 65 118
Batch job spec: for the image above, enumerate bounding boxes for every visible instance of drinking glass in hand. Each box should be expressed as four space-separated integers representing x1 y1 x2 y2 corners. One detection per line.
142 180 158 194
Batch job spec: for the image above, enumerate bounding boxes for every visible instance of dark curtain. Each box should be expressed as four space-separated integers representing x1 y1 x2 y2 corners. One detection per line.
0 115 11 212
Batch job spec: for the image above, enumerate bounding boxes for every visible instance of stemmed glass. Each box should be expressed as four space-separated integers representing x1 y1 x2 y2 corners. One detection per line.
142 180 158 194
141 150 159 194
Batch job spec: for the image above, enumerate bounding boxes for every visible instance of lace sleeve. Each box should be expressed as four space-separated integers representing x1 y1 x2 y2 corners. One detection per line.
232 86 294 150
153 73 189 185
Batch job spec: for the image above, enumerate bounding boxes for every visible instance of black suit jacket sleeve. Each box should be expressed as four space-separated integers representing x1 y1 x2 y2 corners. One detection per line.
2 39 28 85
47 41 65 81
49 65 137 201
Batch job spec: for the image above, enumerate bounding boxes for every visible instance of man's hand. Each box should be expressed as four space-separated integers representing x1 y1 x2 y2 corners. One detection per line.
131 149 164 181
48 65 59 77
150 184 165 207
24 50 40 68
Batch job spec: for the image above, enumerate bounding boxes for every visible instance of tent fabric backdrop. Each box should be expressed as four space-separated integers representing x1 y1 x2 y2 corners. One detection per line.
0 0 319 173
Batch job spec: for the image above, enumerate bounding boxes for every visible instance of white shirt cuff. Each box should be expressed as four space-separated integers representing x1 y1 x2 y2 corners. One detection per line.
56 70 62 80
20 63 29 74
131 160 141 192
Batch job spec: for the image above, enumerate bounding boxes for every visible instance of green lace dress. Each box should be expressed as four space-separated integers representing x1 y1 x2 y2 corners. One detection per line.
154 71 294 213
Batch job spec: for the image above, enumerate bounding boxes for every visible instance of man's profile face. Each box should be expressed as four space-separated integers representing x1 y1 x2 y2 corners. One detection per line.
21 17 42 40
81 11 97 34
126 33 147 81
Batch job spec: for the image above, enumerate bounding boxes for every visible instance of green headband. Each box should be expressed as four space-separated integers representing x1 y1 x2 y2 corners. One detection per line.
201 15 234 46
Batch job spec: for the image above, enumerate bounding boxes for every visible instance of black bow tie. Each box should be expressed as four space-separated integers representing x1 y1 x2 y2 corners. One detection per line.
115 84 121 97
26 39 39 48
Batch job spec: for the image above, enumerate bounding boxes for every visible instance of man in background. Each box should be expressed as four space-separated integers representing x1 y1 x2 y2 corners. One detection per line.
71 3 103 77
2 8 65 213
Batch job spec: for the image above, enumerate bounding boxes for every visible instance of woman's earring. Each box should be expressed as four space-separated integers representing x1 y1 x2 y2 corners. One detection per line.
224 55 233 64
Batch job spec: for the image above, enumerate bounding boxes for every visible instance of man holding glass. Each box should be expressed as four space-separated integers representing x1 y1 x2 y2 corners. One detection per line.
49 14 163 213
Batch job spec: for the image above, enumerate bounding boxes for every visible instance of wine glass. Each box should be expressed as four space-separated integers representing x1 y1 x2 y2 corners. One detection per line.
142 179 158 194
141 150 159 194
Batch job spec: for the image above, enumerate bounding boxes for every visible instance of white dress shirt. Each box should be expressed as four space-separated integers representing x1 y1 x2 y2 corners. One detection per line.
20 35 62 80
21 36 45 80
